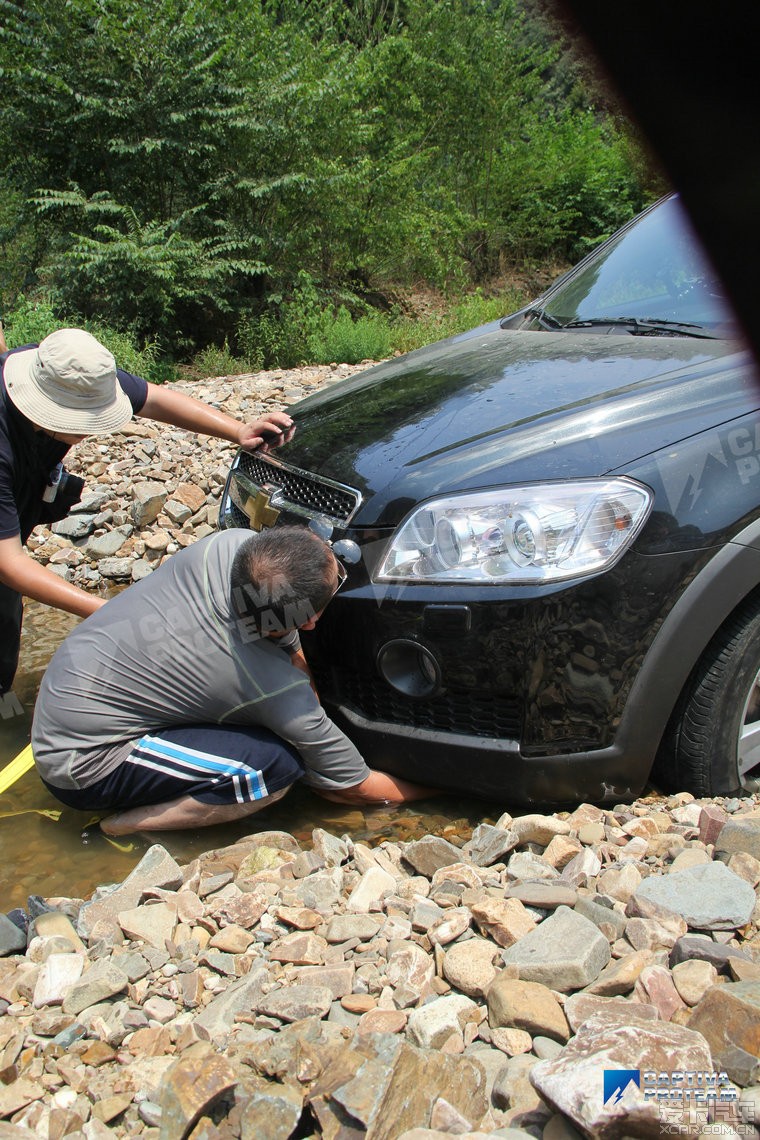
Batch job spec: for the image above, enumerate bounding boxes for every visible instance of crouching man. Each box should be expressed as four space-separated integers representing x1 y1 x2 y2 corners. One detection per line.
31 525 434 835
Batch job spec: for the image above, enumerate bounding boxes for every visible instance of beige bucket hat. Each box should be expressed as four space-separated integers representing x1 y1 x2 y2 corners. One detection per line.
3 328 133 435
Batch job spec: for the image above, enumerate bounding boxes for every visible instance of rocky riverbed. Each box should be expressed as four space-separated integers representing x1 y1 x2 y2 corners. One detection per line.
7 367 760 1138
1 796 760 1139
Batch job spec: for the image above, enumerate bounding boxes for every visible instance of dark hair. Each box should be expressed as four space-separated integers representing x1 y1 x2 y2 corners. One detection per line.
229 526 335 636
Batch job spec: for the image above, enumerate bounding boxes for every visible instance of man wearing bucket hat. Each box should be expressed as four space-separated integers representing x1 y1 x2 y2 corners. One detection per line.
0 327 292 695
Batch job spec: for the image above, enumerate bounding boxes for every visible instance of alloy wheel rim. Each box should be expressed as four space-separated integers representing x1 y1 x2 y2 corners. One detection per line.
738 665 760 789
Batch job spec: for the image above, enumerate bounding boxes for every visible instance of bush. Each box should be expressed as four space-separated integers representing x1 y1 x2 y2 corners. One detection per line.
1 294 172 383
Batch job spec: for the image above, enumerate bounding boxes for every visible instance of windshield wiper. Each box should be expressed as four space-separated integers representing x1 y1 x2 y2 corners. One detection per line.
523 306 564 330
560 316 715 339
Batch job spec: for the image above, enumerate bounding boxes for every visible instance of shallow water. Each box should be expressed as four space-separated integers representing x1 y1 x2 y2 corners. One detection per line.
0 601 505 912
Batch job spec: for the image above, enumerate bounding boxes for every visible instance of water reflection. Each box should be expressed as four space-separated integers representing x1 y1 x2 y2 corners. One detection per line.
0 600 497 911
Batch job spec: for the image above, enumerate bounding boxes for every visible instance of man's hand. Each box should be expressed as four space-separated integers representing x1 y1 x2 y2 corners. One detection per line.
238 413 295 452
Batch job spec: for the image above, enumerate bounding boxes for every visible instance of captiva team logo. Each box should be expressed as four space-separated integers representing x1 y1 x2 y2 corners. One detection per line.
604 1070 641 1105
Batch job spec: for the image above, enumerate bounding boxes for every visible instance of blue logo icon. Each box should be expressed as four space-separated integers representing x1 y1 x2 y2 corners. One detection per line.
604 1070 641 1105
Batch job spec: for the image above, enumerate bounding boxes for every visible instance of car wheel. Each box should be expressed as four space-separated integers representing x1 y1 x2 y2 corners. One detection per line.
655 595 760 797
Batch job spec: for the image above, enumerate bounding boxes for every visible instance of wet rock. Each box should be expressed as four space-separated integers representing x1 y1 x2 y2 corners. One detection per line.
0 913 27 956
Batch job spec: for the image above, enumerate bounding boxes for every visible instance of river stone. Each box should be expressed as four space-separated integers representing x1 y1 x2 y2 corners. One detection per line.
467 823 520 866
442 937 499 998
85 529 130 559
268 932 327 965
98 557 134 579
403 836 464 878
573 896 626 939
62 960 129 1015
345 866 397 912
132 481 169 527
427 907 471 947
386 943 435 992
406 994 477 1049
530 1015 713 1138
487 976 570 1043
257 985 333 1023
193 963 269 1043
32 952 85 1007
314 1036 488 1140
159 1054 237 1140
325 914 381 943
505 881 579 909
563 993 659 1033
501 905 610 991
0 913 27 956
118 902 177 949
687 980 760 1073
77 845 183 938
584 949 653 996
632 860 756 929
293 964 355 999
239 1081 303 1140
470 896 536 948
671 958 719 1006
51 514 96 539
715 812 760 860
511 814 572 846
506 851 560 882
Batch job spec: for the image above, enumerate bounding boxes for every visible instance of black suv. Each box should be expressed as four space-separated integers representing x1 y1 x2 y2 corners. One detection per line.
220 194 760 805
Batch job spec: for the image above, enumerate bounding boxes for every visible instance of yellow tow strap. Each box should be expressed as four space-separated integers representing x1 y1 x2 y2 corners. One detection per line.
0 743 36 795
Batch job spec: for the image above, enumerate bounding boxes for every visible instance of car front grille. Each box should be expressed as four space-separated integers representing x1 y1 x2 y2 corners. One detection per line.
229 452 361 527
314 664 522 740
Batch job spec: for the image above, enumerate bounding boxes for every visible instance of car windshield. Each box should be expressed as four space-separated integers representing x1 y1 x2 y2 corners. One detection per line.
537 195 739 338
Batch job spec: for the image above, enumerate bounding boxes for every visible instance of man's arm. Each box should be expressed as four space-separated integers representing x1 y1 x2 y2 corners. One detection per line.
139 385 293 451
0 535 106 617
312 769 440 805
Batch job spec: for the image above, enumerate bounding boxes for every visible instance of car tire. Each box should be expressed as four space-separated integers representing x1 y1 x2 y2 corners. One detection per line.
655 594 760 797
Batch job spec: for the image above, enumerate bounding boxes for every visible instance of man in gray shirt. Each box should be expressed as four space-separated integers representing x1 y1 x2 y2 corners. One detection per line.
32 526 433 835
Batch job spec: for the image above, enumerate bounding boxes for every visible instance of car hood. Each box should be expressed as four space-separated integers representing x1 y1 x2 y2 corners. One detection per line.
281 327 756 527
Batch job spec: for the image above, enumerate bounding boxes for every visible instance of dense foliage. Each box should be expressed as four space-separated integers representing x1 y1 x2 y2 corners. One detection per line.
0 0 661 365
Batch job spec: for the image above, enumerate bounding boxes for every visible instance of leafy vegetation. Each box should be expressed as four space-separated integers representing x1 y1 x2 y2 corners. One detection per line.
0 0 664 373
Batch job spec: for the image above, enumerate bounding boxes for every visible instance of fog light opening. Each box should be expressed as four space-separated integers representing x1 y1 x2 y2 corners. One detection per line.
377 639 442 699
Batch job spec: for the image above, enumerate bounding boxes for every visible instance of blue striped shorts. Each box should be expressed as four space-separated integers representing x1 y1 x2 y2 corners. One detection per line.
42 723 305 812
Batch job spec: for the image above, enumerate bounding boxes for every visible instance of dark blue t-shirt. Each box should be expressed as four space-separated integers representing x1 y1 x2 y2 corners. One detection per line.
0 345 148 543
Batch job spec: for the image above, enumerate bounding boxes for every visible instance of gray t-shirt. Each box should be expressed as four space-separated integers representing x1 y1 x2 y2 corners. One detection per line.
32 530 370 792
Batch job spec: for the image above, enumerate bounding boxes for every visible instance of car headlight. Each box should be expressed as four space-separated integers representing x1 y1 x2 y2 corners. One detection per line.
375 478 653 584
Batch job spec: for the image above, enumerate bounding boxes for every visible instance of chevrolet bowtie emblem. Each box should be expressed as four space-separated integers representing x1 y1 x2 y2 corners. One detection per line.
242 489 281 531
